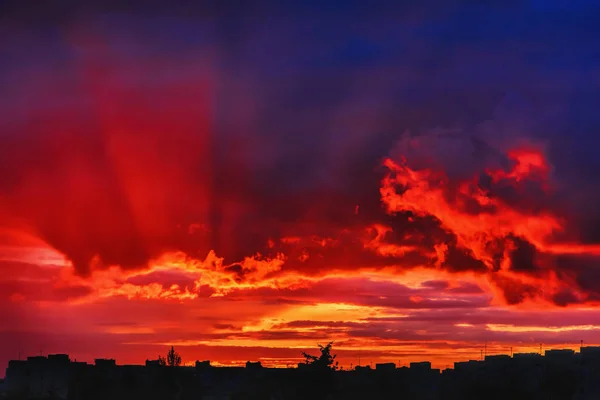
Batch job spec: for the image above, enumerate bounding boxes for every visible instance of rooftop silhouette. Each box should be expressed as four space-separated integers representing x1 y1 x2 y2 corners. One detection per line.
3 344 600 399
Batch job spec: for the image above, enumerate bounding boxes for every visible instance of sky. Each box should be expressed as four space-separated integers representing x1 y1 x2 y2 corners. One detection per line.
2 0 600 373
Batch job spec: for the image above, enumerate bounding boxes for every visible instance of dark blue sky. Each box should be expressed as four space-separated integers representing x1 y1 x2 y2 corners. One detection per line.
2 1 599 144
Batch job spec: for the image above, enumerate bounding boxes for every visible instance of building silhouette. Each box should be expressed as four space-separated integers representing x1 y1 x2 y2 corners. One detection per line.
3 347 600 399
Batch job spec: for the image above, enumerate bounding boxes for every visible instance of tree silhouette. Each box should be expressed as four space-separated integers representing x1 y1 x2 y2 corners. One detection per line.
157 355 166 366
166 346 182 367
301 341 339 371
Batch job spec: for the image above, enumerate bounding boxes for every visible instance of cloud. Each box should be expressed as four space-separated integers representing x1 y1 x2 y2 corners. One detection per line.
2 0 600 373
380 133 600 304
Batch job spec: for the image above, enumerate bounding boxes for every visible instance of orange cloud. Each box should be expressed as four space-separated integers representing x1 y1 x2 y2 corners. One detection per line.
379 148 600 305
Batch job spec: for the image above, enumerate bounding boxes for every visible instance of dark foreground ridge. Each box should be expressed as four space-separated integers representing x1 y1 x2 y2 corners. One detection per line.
3 346 600 399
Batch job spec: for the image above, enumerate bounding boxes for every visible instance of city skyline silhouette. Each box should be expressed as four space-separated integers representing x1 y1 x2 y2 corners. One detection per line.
2 1 600 397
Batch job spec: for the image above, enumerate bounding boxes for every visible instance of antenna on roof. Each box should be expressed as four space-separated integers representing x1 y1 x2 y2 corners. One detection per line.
484 342 487 358
581 340 584 352
539 344 542 355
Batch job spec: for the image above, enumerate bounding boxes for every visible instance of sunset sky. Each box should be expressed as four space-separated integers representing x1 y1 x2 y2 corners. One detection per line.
2 0 600 374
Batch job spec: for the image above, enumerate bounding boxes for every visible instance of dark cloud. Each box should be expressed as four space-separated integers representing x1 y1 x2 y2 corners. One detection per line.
420 280 450 290
367 307 600 327
441 245 488 273
551 289 580 307
225 277 491 310
556 254 600 298
492 276 541 305
1 0 600 307
507 236 540 274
